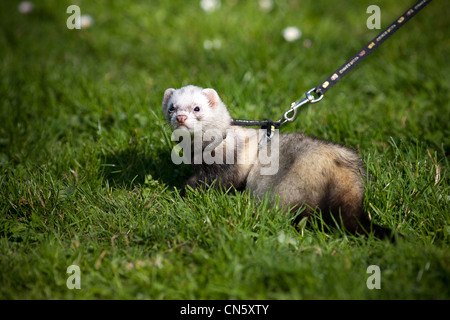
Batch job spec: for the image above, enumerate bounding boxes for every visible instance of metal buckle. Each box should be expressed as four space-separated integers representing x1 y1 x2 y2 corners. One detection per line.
279 88 323 126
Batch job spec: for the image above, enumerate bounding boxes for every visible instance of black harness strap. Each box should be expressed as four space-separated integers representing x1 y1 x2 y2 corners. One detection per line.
231 119 274 127
231 118 280 138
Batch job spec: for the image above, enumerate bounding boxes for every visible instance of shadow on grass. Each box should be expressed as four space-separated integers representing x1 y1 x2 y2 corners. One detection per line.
100 146 192 190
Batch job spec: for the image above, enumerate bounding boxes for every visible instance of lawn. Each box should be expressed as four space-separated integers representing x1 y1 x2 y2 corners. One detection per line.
0 0 449 300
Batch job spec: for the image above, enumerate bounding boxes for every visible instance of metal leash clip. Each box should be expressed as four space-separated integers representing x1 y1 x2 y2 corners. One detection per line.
258 120 279 148
279 88 323 126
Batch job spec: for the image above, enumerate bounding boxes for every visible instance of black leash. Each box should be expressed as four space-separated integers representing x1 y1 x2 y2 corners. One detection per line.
315 0 432 96
232 0 432 135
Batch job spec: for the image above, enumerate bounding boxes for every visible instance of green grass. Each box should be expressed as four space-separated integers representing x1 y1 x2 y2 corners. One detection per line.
1 0 449 300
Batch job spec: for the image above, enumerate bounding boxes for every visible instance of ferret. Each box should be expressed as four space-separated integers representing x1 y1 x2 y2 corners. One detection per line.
162 85 395 240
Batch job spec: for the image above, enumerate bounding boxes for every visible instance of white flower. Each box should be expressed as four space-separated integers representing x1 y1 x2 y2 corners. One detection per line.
18 1 34 14
259 0 273 12
203 39 222 50
277 232 299 247
200 0 221 13
282 26 302 42
80 15 94 29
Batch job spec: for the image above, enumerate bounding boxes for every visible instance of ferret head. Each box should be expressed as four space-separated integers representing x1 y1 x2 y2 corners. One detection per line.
162 85 232 136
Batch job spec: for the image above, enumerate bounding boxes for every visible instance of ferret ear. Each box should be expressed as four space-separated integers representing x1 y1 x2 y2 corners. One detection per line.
202 88 221 107
162 88 175 109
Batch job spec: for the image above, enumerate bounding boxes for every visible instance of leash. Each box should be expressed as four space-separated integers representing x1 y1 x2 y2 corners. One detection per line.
232 0 432 136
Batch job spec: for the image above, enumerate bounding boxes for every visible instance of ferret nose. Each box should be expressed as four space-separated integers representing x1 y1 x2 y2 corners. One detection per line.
176 115 187 123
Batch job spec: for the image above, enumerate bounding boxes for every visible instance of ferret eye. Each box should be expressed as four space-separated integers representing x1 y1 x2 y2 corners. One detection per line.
168 106 175 113
193 106 200 112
